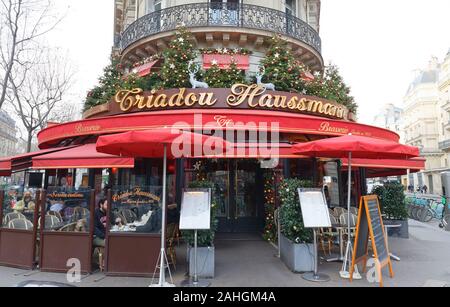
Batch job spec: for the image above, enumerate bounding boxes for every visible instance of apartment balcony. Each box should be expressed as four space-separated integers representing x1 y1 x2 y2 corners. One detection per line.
419 147 443 156
118 3 323 71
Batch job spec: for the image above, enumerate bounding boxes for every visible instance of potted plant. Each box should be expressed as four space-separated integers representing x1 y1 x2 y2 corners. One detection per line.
372 183 409 239
181 180 218 278
278 178 315 273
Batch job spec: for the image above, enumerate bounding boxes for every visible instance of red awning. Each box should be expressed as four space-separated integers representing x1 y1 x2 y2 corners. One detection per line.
131 60 158 77
342 158 425 178
32 143 135 169
0 147 76 174
203 54 250 70
341 158 425 170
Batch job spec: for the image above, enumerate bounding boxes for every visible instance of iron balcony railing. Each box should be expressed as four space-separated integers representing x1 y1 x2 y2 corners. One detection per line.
119 2 322 54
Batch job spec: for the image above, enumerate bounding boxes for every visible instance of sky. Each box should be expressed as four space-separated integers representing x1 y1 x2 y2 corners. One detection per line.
45 0 450 125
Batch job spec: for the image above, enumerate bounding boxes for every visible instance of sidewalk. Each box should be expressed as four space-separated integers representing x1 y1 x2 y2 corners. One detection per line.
1 220 450 287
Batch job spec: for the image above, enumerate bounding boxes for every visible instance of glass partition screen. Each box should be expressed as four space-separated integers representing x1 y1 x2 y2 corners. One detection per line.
110 186 162 234
45 187 91 232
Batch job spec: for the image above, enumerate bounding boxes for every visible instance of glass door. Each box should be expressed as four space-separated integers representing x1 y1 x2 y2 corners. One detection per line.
209 0 240 26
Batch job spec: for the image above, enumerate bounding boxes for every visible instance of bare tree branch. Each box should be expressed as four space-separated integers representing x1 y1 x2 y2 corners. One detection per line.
0 0 62 110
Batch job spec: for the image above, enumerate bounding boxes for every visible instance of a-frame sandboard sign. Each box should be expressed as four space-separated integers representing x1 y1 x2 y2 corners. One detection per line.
349 195 394 287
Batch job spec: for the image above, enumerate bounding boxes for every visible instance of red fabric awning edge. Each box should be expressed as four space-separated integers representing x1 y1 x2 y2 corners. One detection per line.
32 143 134 169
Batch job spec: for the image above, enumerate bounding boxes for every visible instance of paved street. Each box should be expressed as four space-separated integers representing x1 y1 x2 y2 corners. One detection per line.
1 219 450 287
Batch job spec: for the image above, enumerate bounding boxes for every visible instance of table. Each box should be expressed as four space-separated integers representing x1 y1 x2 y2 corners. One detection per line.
384 223 401 261
326 224 355 262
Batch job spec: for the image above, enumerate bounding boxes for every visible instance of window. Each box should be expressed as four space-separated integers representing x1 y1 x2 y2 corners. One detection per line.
286 0 296 16
146 0 161 14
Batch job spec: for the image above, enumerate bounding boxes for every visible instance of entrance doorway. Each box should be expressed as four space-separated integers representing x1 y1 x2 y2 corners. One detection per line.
205 159 265 233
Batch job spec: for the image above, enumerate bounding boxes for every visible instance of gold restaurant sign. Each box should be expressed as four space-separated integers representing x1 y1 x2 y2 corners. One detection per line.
83 84 350 121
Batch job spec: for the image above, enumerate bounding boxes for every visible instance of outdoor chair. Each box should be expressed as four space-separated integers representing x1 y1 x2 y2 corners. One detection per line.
339 213 358 246
318 215 339 255
70 207 89 223
119 208 138 224
350 207 359 216
166 223 179 270
38 215 62 230
47 211 63 222
3 212 26 225
59 222 77 232
8 218 33 230
334 207 347 218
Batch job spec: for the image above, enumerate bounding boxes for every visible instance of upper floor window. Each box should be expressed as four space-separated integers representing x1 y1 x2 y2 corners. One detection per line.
286 0 297 17
146 0 162 14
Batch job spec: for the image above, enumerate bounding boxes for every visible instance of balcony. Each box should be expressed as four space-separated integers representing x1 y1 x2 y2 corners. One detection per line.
118 3 323 70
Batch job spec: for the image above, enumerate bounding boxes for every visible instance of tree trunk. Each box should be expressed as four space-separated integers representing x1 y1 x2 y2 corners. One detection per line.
26 130 33 153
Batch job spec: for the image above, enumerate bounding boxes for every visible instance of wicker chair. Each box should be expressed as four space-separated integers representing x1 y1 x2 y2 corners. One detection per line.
38 215 62 230
70 207 89 223
118 208 138 224
47 211 63 222
166 223 179 270
59 222 77 232
8 218 33 230
3 212 26 225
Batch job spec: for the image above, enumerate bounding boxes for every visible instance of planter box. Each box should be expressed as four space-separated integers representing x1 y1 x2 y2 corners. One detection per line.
187 246 215 279
384 219 409 239
279 234 314 273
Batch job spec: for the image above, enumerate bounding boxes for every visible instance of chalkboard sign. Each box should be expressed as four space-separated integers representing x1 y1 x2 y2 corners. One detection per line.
179 189 211 230
350 195 394 287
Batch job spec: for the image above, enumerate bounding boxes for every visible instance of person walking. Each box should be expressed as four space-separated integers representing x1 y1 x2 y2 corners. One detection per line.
422 185 428 194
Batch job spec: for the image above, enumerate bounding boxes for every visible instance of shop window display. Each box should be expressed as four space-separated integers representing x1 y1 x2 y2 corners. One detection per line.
110 186 162 234
44 187 91 232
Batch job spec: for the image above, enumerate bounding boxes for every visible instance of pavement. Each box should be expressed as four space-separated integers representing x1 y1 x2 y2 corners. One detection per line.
2 219 450 287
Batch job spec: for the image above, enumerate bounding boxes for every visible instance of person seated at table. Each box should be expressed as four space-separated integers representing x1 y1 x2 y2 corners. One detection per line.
14 191 35 213
135 206 162 234
94 198 122 247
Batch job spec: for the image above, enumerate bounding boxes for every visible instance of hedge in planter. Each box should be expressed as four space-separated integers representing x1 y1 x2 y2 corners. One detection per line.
372 183 409 238
278 178 315 272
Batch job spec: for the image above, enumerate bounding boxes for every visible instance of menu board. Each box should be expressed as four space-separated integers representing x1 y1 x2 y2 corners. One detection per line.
180 189 211 230
350 195 393 287
324 162 340 206
298 188 331 228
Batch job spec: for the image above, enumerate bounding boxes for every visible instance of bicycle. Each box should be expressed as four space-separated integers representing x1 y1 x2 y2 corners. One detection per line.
420 199 444 223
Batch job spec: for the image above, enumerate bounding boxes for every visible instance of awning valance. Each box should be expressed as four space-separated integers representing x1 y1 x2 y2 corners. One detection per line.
32 143 135 169
131 60 158 77
202 54 250 70
0 147 75 174
341 158 425 170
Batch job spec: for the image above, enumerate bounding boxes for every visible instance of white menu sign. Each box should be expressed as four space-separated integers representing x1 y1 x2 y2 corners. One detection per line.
298 188 331 228
179 189 211 230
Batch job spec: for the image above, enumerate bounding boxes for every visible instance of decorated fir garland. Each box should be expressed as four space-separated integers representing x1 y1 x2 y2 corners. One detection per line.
84 29 357 116
199 47 252 56
132 54 161 68
263 172 278 243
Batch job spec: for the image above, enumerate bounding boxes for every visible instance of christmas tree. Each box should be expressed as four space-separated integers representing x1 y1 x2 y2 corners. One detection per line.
259 35 307 92
159 27 197 88
84 59 145 111
203 61 247 88
305 64 358 114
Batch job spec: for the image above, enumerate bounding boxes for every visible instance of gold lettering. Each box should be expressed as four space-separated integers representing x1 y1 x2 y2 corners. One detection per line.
116 88 143 112
154 94 167 108
185 93 198 106
199 93 217 106
258 94 273 108
169 88 185 107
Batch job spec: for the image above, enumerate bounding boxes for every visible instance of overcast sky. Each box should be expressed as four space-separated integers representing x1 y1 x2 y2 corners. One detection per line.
47 0 450 125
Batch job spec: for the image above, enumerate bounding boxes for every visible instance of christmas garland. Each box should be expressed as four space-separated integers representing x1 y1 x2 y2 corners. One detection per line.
199 47 252 56
132 54 161 68
263 172 278 243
